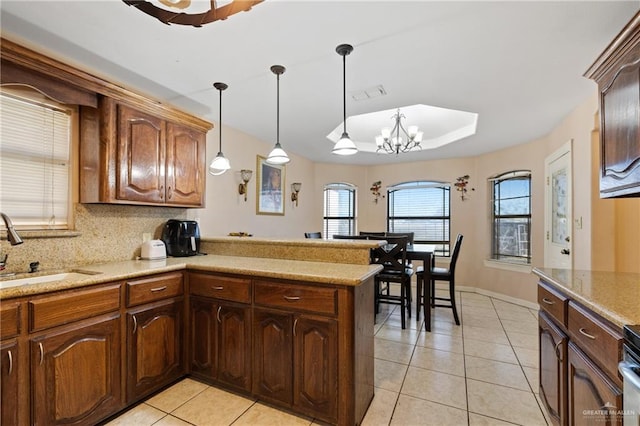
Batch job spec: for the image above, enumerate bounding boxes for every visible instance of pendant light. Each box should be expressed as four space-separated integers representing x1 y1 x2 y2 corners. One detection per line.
209 82 231 176
266 65 291 165
332 43 358 156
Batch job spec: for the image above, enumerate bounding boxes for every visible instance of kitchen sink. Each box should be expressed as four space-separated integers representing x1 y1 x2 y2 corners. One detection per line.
0 271 102 289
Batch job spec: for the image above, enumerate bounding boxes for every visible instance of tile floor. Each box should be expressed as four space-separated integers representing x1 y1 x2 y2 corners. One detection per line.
106 288 550 426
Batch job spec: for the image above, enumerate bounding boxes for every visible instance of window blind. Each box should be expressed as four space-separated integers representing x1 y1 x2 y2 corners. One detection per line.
324 183 356 238
0 92 71 229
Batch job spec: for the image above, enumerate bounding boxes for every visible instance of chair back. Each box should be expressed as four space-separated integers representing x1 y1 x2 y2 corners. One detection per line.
449 234 464 273
333 234 369 240
304 232 322 239
360 231 385 237
385 232 414 244
369 236 409 274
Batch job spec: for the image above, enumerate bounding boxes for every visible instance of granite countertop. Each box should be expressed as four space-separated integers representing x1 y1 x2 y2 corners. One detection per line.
0 255 383 300
533 267 640 328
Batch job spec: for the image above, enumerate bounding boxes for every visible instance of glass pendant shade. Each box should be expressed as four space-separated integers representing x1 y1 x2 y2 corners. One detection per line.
332 132 358 156
209 152 231 175
266 142 290 165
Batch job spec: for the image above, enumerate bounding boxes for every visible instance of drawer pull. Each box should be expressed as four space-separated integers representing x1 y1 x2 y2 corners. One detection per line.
38 343 44 366
150 286 167 293
132 315 138 334
579 327 596 340
542 298 555 305
284 296 301 302
217 306 222 323
7 350 13 376
212 286 224 291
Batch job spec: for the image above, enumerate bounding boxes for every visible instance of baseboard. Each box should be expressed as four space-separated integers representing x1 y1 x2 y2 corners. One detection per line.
451 285 539 310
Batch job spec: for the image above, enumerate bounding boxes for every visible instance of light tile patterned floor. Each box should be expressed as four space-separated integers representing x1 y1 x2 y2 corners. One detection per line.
106 289 549 426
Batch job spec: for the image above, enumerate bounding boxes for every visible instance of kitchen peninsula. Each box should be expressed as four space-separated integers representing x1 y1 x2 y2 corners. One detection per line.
0 238 382 426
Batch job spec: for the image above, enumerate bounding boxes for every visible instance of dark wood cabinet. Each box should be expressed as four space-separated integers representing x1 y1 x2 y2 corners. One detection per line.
31 315 122 425
126 298 184 403
585 12 640 198
539 312 568 426
1 340 19 426
568 342 623 425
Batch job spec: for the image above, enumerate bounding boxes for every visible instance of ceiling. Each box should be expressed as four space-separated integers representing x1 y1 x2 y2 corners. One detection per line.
1 1 638 166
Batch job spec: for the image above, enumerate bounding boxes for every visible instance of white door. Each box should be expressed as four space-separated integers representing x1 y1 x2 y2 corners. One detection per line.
544 140 572 268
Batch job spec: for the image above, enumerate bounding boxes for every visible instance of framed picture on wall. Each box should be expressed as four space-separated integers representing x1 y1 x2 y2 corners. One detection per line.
256 155 285 215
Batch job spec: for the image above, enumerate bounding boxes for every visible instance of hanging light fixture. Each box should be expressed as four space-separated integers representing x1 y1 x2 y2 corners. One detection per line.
375 108 424 154
332 43 358 156
209 82 231 176
266 65 291 165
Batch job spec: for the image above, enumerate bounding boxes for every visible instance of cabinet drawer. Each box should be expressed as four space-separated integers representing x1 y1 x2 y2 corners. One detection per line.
0 301 21 338
126 272 183 307
254 281 337 316
567 301 622 381
538 281 568 326
189 273 250 303
29 284 120 332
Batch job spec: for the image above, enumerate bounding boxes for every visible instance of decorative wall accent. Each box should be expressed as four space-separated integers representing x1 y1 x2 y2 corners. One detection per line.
370 180 383 203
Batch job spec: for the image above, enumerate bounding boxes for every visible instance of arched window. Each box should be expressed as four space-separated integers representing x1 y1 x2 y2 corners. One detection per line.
490 170 532 264
387 181 450 256
324 183 356 238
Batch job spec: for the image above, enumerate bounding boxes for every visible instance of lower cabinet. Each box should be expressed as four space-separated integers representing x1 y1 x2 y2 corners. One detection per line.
253 308 338 423
539 312 568 426
1 340 19 426
127 298 184 403
567 342 623 425
190 295 252 392
31 314 122 425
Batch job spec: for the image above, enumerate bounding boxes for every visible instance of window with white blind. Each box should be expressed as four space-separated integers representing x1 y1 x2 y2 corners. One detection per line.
324 183 356 238
491 170 531 264
0 90 72 230
387 181 450 256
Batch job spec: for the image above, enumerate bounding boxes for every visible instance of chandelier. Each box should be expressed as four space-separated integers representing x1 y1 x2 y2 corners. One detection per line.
375 109 423 154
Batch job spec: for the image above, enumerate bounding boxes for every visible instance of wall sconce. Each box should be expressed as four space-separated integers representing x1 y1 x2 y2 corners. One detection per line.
291 182 302 206
238 169 253 201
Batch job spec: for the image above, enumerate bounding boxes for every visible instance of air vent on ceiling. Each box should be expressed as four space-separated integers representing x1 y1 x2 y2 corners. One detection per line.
350 85 387 101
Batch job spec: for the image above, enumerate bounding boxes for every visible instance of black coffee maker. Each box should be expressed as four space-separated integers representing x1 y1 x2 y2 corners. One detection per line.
161 219 201 257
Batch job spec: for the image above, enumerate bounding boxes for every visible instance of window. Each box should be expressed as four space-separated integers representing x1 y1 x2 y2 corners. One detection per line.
0 89 73 229
324 183 356 238
491 170 531 264
387 181 450 255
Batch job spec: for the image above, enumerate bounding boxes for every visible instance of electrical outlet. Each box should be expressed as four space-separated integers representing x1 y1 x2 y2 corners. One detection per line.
574 217 583 230
142 233 152 242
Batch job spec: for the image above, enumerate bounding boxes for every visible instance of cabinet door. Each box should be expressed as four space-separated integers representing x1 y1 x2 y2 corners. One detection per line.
117 104 166 203
567 342 622 425
293 315 338 423
539 312 568 426
217 302 252 392
127 299 184 402
253 309 293 405
166 122 205 206
190 296 216 379
1 340 19 426
31 315 122 425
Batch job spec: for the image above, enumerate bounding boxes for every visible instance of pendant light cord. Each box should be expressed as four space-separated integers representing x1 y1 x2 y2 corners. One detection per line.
342 53 347 134
276 72 280 144
218 88 223 152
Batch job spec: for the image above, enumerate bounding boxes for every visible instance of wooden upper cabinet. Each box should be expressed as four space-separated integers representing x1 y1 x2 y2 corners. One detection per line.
166 122 206 206
585 12 640 198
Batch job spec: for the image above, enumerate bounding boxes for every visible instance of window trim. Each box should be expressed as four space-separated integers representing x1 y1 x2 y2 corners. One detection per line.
323 182 357 238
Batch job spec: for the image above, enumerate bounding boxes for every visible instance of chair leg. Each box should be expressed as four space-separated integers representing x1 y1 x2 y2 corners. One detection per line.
430 279 435 307
406 280 411 319
449 278 460 325
400 281 406 329
416 275 422 322
423 275 431 332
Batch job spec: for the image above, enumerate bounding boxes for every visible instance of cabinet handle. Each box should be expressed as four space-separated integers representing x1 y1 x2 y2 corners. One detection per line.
132 315 138 334
7 350 13 376
160 185 164 200
293 318 298 337
167 187 172 200
542 298 555 305
553 340 563 362
212 286 224 291
284 296 301 302
579 327 596 340
216 306 222 323
150 286 167 292
38 343 44 366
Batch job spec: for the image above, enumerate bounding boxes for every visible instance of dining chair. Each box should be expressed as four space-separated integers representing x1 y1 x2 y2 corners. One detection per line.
369 236 413 329
332 234 369 240
359 231 385 237
385 232 415 244
304 232 322 238
416 234 463 325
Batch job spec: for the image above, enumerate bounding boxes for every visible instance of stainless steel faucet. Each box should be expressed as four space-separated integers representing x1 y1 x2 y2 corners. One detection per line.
1 213 23 245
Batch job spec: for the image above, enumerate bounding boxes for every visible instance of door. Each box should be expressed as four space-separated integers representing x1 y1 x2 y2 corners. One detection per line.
31 315 122 425
538 312 567 426
190 296 215 379
216 302 252 392
166 122 205 206
1 340 19 426
545 141 573 268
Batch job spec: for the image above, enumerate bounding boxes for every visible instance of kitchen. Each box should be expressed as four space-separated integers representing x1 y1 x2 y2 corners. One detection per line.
1 1 640 425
